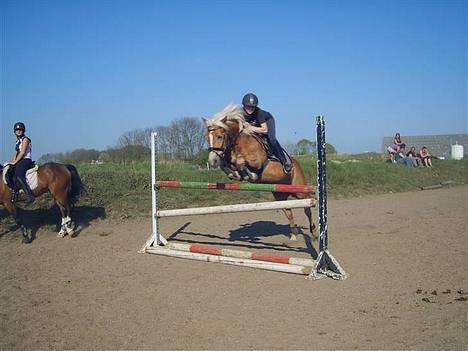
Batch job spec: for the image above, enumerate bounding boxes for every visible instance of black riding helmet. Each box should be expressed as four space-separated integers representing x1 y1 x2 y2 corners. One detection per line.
14 122 26 132
242 93 258 108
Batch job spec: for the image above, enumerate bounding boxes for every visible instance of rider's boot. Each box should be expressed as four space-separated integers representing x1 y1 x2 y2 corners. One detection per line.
272 142 292 173
17 177 35 205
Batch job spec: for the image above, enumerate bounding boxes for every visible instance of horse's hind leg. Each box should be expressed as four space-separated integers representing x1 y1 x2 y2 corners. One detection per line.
304 206 317 239
273 192 298 241
56 201 74 237
282 208 299 241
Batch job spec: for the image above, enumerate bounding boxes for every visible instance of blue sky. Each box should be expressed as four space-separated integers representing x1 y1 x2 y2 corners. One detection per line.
1 0 467 161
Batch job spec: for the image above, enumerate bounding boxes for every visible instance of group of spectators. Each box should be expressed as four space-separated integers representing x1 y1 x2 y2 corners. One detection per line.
387 133 433 168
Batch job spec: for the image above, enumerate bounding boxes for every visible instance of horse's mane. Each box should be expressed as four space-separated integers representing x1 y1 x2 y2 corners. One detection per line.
206 104 253 135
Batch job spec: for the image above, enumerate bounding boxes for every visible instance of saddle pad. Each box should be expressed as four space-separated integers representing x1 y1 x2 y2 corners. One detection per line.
2 163 39 191
26 165 39 190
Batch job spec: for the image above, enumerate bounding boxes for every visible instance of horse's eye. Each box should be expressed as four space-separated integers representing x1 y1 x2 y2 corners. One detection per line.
217 135 223 140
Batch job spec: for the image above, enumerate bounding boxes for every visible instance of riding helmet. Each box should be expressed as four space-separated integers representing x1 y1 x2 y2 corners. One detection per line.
13 122 26 131
242 93 258 108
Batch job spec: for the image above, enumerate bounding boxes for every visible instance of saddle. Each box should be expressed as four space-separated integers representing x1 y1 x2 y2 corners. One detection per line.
251 134 293 166
2 163 39 191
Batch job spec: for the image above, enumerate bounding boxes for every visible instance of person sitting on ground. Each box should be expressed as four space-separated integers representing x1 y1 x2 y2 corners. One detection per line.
419 146 433 167
241 92 292 173
394 144 417 167
406 146 421 166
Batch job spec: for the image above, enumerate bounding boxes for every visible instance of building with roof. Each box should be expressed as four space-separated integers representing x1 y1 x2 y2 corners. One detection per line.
382 134 468 159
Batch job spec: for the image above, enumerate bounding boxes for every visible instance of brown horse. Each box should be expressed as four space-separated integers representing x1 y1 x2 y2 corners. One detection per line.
0 162 85 243
203 104 316 241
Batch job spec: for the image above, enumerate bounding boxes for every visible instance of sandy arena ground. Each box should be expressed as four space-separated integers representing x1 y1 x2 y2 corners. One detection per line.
0 186 467 350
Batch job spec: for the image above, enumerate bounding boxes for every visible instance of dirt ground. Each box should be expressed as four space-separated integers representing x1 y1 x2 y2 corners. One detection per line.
0 186 467 350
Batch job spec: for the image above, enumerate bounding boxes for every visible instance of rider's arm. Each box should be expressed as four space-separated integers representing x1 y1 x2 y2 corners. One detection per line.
248 122 268 134
12 138 30 165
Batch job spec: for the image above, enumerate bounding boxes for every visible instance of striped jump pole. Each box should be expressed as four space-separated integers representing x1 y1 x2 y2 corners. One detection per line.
307 116 347 280
146 242 314 275
156 181 315 194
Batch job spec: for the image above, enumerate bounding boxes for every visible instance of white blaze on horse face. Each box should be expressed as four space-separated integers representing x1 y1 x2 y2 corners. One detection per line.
209 131 214 148
207 131 221 168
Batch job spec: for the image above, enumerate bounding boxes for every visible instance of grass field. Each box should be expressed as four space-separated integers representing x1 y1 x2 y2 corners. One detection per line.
1 154 467 228
76 153 467 217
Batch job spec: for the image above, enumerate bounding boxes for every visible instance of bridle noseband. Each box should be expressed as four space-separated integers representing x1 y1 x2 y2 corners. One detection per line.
207 127 228 157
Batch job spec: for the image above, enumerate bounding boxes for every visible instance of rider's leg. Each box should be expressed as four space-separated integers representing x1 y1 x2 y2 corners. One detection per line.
266 118 292 172
14 159 35 204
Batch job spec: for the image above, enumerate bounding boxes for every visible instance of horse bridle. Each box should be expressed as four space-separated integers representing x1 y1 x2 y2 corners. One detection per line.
207 127 228 158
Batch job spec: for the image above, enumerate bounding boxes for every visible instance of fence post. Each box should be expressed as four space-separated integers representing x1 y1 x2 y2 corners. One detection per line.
308 116 347 280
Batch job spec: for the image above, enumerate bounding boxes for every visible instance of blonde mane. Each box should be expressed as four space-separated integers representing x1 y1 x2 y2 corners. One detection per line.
206 104 253 135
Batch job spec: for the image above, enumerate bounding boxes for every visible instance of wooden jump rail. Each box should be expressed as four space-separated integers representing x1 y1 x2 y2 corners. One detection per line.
147 242 314 275
157 199 314 218
140 116 347 280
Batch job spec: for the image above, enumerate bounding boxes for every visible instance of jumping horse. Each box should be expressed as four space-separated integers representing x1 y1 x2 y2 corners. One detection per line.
203 104 316 241
0 162 85 243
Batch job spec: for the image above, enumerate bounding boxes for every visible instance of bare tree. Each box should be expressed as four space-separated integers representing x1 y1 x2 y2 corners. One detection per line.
115 117 205 160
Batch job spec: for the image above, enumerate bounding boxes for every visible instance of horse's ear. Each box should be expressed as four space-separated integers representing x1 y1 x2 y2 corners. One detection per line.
202 117 209 127
220 115 228 123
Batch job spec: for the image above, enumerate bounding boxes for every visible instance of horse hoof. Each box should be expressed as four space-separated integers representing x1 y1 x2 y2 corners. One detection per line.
22 237 32 244
57 231 67 238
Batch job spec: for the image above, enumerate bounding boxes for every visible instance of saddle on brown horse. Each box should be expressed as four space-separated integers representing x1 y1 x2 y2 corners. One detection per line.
1 163 38 192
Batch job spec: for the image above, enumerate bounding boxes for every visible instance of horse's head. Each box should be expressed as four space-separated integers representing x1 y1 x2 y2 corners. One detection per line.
202 104 248 168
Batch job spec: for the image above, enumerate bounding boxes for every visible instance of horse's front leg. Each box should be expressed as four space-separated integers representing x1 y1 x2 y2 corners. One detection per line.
221 165 241 181
3 201 32 243
235 157 259 182
242 167 259 182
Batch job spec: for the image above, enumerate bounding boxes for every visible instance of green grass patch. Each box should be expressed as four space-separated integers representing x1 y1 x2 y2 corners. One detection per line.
1 155 467 225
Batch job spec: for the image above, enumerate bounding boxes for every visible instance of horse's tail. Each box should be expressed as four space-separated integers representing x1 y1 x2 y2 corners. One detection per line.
66 164 85 206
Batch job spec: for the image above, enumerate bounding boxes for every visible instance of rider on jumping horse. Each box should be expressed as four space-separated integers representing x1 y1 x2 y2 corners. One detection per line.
241 93 292 173
10 122 35 204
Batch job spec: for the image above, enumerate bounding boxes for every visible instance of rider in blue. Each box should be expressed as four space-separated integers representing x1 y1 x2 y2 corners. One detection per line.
242 93 292 173
11 122 35 204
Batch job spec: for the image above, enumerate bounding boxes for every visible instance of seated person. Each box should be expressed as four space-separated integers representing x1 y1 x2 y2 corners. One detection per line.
394 144 417 167
406 146 421 166
419 146 433 167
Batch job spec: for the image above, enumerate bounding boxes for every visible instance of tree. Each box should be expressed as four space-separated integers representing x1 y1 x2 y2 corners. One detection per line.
325 143 337 154
296 139 316 155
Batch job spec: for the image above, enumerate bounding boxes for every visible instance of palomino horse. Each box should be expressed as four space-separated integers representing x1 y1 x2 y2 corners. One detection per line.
0 163 85 243
203 104 316 241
